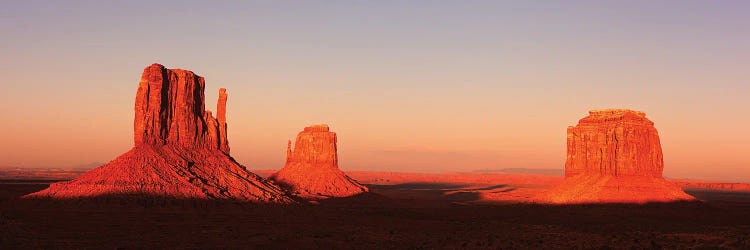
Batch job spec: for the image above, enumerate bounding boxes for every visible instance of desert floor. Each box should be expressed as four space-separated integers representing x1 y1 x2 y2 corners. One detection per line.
1 173 749 249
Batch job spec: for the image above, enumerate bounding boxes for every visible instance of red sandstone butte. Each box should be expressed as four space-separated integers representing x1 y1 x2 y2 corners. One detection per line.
25 63 293 203
270 125 368 199
537 109 695 204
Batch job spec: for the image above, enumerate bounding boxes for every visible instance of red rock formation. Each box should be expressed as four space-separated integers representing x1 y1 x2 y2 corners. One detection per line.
565 109 663 178
133 64 230 153
217 88 230 154
537 109 695 204
26 63 293 203
270 125 368 199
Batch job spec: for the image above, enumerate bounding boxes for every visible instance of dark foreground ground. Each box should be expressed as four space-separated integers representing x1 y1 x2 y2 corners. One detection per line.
1 181 749 249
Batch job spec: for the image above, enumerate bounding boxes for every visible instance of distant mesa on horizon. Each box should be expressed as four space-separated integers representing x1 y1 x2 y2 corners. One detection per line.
471 168 563 176
536 109 696 204
270 124 369 199
25 63 294 203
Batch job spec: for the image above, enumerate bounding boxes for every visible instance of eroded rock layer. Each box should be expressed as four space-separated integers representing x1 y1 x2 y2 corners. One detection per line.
565 109 663 177
271 125 368 199
133 63 230 153
26 63 293 203
537 109 694 204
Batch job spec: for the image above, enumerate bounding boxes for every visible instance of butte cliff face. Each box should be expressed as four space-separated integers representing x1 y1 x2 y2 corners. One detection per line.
537 109 694 204
26 63 293 203
564 109 663 178
270 125 368 199
133 64 230 153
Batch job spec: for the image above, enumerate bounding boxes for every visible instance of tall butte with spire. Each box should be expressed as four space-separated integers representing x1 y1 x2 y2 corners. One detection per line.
270 124 368 199
26 63 293 203
536 109 694 204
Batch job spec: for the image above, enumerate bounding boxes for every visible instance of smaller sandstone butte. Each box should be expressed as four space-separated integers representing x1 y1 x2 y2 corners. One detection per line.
270 125 368 199
26 63 293 203
537 109 695 204
564 109 662 178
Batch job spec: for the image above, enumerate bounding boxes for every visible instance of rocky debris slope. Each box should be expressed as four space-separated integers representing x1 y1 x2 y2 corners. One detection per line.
26 63 293 203
271 125 368 199
537 109 695 204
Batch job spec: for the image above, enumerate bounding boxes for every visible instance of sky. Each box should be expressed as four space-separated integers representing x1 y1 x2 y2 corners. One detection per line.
1 1 748 181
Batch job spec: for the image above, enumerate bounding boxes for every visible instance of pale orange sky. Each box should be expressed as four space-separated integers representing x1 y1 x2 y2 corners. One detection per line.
1 2 748 181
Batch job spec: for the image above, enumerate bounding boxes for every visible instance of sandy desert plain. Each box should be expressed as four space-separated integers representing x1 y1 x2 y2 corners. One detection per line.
0 169 749 249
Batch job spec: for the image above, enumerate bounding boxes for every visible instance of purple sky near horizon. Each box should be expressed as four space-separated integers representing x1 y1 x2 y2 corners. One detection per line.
1 1 749 181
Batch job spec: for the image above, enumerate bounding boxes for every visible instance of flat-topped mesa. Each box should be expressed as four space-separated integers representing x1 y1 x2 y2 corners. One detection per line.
303 124 330 132
272 124 368 199
287 124 338 166
565 109 662 178
133 63 229 153
588 109 647 118
536 109 694 204
578 109 652 125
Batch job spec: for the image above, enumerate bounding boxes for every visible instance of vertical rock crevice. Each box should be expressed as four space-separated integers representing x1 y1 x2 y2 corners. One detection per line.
133 64 230 152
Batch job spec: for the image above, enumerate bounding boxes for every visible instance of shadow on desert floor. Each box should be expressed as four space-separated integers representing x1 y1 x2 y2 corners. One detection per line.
0 183 750 249
365 182 523 204
2 182 750 249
